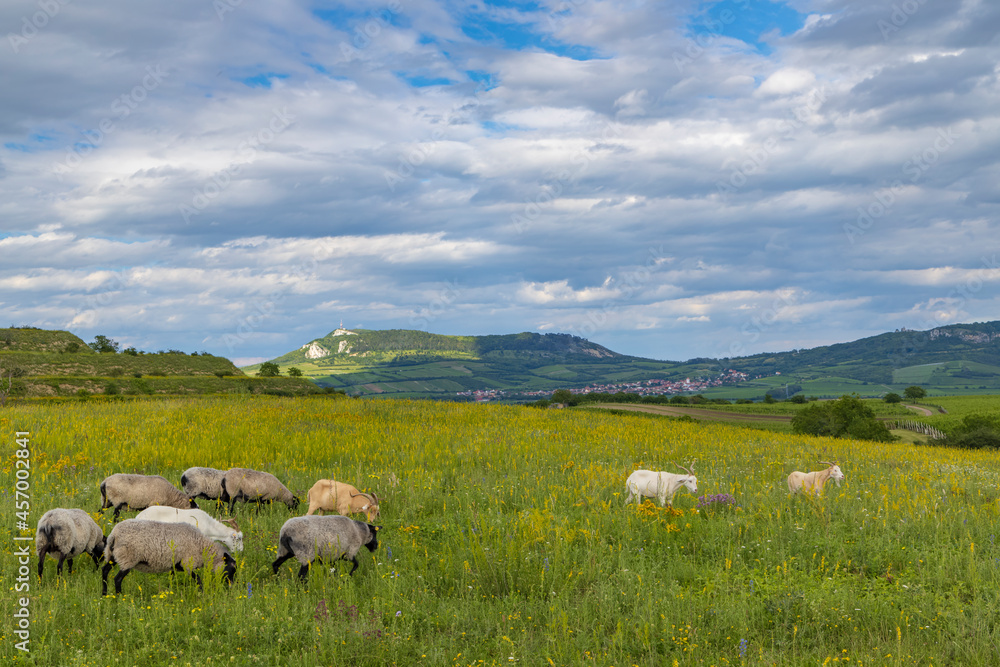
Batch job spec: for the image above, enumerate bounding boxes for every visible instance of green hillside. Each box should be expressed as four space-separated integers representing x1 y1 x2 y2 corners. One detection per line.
0 327 319 399
247 322 1000 400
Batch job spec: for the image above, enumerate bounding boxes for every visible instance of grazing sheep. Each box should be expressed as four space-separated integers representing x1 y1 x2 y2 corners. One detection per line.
100 473 197 521
220 468 299 513
35 508 105 580
787 461 845 497
180 467 226 503
624 461 698 507
135 506 244 552
271 515 380 581
305 479 380 522
101 519 236 596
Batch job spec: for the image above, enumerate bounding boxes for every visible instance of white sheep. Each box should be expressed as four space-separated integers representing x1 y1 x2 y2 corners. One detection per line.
624 461 698 507
35 508 106 580
787 461 845 496
99 473 197 521
220 468 300 513
100 519 236 596
134 506 244 552
305 479 380 522
271 515 380 581
180 467 226 503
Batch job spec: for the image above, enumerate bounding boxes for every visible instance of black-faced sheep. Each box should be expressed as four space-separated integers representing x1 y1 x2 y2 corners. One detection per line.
220 468 299 513
101 519 236 596
271 515 380 581
99 473 197 521
180 467 226 503
35 508 105 580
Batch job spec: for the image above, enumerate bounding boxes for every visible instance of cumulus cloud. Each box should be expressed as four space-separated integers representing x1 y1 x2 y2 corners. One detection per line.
0 0 997 361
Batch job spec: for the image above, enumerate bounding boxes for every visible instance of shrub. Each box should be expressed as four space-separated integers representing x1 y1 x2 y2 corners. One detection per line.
883 392 902 404
791 394 894 442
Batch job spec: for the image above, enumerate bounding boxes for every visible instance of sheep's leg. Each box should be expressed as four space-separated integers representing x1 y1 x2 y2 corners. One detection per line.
101 562 115 596
271 553 294 574
89 551 102 569
37 553 47 580
191 572 203 591
297 562 310 581
67 557 75 574
112 504 125 522
56 554 67 575
113 568 131 595
347 557 359 576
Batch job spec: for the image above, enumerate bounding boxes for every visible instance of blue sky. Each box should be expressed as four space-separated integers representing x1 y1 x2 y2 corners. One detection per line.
1 0 999 365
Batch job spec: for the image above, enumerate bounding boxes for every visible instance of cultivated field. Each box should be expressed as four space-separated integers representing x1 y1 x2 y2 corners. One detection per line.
4 397 1000 665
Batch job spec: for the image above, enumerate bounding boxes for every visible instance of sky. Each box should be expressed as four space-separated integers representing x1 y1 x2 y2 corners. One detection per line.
1 0 998 366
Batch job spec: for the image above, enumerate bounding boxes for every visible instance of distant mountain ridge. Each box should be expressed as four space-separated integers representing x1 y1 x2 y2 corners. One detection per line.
266 328 621 366
246 321 1000 399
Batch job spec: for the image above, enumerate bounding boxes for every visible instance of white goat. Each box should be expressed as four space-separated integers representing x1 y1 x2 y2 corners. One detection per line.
787 461 845 497
624 461 697 507
134 506 244 552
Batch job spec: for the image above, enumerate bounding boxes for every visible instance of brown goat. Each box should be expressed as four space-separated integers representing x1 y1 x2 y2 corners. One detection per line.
305 479 380 522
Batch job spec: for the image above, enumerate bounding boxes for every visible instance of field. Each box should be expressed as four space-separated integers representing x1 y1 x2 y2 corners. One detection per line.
5 397 1000 665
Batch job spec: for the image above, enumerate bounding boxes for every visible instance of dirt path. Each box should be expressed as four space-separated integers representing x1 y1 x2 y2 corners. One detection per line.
904 404 934 416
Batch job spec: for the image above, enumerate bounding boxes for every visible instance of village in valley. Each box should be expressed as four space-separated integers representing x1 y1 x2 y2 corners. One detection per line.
457 368 754 402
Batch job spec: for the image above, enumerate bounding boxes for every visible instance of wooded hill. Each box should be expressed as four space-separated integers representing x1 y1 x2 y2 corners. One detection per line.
245 322 1000 400
0 328 319 399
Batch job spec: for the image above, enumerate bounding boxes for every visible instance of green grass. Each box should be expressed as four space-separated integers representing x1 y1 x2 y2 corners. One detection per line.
6 397 1000 665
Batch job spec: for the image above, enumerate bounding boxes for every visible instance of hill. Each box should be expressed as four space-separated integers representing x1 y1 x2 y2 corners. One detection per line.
0 327 320 399
247 322 1000 400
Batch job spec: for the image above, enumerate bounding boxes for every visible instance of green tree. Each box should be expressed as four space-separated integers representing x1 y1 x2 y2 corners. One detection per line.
89 335 120 354
763 393 776 404
791 394 894 442
550 389 573 405
903 386 927 400
883 392 902 404
287 367 303 377
256 362 280 377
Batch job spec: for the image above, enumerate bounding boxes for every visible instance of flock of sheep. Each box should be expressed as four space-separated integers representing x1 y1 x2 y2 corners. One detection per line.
36 460 844 596
35 466 382 596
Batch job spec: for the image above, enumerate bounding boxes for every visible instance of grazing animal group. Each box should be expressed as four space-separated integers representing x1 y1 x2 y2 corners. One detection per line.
34 465 383 596
624 460 847 507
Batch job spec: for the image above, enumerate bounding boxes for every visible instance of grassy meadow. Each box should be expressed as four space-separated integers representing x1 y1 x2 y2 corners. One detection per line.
4 396 1000 665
